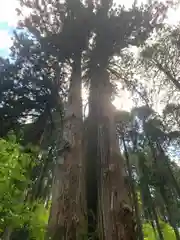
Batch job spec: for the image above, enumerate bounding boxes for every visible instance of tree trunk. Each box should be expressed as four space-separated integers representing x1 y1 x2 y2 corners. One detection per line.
47 55 86 240
138 154 164 240
159 186 180 240
156 141 180 198
2 228 12 240
122 137 144 240
89 70 136 240
155 60 180 91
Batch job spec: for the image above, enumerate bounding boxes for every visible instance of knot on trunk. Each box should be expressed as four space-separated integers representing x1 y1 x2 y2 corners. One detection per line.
72 214 80 225
117 201 136 238
116 201 133 224
103 164 116 178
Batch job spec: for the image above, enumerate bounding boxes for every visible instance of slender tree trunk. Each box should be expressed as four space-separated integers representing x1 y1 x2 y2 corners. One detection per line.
47 55 86 240
138 153 164 240
2 228 12 240
155 60 180 91
147 137 180 240
156 141 180 198
148 138 180 239
149 191 164 240
139 157 164 240
122 137 144 240
159 186 180 240
89 70 136 240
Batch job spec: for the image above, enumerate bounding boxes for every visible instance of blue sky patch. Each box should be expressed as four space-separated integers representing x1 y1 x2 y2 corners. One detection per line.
0 22 14 33
0 22 15 57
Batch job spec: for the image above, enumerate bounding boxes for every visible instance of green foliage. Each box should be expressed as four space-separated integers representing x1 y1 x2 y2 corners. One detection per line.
0 135 49 239
143 223 156 240
0 0 179 238
28 202 49 240
143 221 176 240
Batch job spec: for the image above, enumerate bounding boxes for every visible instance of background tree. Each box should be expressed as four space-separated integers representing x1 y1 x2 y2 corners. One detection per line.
116 105 180 239
0 0 180 239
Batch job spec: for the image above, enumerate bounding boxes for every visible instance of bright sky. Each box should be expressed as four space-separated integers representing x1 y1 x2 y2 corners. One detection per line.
0 0 179 56
0 0 179 111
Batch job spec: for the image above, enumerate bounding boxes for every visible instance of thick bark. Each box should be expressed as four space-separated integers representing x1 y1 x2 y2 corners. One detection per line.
86 118 98 238
89 71 136 240
47 55 86 240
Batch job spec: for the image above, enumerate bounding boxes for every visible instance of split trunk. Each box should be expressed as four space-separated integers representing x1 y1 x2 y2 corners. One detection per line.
88 70 137 240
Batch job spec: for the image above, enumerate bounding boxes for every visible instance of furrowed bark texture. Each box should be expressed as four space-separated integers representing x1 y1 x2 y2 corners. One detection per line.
89 70 137 240
47 56 86 240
